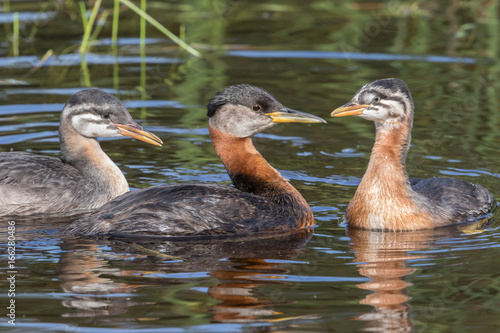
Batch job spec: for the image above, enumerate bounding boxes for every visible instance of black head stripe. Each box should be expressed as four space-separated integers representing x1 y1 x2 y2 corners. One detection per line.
207 84 278 118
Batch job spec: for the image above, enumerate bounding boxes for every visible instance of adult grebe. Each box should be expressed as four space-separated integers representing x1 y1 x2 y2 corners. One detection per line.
0 89 162 216
66 84 325 237
331 78 494 231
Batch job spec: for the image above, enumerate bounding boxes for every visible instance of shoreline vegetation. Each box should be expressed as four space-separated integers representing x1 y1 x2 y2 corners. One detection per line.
4 0 200 87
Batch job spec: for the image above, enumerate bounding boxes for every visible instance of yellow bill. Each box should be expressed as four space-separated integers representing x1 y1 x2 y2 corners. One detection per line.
331 102 370 117
266 108 326 123
115 123 163 147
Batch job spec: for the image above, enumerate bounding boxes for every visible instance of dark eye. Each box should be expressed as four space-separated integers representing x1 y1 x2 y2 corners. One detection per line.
103 114 110 119
252 104 262 111
373 97 381 103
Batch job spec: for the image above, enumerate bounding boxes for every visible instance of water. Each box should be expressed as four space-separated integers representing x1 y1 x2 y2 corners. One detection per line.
1 0 500 331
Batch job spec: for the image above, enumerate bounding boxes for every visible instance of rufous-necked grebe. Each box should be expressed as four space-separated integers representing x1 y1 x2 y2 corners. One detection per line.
66 84 325 237
0 89 162 216
331 78 494 231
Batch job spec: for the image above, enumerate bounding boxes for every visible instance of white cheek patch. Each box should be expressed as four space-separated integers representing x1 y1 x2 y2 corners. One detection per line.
362 100 403 122
71 114 120 138
382 99 404 118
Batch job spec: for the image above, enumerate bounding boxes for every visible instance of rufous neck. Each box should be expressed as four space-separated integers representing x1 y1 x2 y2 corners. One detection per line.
359 120 411 183
347 120 423 229
373 121 411 164
209 127 308 206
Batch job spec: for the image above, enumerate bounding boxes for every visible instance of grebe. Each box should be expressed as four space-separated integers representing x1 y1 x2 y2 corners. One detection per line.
331 78 494 231
0 89 162 216
66 84 325 237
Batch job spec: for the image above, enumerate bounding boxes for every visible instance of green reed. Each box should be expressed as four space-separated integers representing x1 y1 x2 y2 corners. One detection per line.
112 0 120 96
139 0 147 117
77 0 200 87
119 0 201 58
79 0 103 86
3 0 18 57
12 12 19 57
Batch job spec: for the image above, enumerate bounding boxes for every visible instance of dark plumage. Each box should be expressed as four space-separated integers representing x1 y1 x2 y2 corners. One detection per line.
66 84 326 237
0 89 162 216
410 177 493 220
66 184 302 236
207 84 278 117
332 78 494 230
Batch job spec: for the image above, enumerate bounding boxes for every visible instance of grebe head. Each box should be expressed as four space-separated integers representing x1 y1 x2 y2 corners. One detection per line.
61 89 162 146
208 84 325 138
331 78 414 125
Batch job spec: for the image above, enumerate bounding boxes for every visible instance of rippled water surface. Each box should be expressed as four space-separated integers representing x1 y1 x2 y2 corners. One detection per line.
1 1 500 332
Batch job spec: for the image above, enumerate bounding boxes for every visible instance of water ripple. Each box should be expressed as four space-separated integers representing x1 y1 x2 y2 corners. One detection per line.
227 50 477 63
0 11 55 23
0 53 183 69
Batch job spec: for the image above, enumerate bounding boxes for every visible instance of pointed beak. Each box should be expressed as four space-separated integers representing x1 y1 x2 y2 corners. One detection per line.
114 123 163 147
266 107 326 123
331 102 370 117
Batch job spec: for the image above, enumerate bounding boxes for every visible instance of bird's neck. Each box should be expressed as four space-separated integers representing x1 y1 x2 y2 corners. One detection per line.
59 119 129 197
347 121 434 230
209 127 313 227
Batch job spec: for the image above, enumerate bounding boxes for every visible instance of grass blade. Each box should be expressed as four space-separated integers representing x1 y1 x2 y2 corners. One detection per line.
119 0 201 57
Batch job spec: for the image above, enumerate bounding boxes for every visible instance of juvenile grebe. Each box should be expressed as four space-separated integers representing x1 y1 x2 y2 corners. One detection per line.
0 89 162 216
66 84 325 237
331 78 494 231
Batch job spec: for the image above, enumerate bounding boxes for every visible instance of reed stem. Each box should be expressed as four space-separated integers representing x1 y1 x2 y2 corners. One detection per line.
79 0 102 86
119 0 201 57
112 0 120 96
80 0 102 55
12 12 19 57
